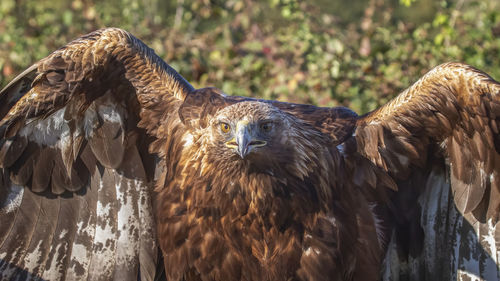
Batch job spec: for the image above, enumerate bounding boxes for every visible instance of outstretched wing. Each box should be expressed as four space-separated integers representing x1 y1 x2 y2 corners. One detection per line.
354 63 500 280
0 28 194 281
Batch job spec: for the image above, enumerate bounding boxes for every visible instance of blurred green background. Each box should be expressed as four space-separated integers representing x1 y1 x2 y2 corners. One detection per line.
0 0 499 114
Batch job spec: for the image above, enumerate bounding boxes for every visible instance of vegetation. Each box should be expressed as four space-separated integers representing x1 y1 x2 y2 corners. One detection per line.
1 0 499 114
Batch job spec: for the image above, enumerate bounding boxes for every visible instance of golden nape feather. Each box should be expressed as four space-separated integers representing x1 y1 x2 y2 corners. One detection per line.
0 28 499 281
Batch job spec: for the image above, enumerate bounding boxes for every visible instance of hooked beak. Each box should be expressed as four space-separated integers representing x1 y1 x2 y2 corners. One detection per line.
226 121 267 158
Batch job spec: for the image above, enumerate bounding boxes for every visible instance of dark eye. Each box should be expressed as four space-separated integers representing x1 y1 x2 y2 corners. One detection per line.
220 122 231 133
260 122 272 132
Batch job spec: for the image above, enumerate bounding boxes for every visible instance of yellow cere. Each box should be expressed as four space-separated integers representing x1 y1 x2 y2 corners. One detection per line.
225 138 238 148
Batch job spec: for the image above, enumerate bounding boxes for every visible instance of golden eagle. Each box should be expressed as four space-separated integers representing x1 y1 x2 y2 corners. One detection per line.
0 28 498 281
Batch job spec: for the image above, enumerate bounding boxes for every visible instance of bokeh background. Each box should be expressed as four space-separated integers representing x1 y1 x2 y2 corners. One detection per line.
0 0 499 114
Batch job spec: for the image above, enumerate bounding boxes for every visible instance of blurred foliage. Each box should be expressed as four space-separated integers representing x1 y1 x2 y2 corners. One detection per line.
0 0 499 114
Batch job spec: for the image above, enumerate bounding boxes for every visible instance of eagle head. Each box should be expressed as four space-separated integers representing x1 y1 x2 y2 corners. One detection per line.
211 101 288 160
192 100 330 181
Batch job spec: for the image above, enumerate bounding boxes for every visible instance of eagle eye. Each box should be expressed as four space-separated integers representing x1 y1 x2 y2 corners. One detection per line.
220 122 231 133
260 122 273 132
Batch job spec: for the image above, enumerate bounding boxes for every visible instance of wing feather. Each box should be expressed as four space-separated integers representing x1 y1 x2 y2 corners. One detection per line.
357 62 500 220
0 186 42 278
354 62 500 279
0 28 195 280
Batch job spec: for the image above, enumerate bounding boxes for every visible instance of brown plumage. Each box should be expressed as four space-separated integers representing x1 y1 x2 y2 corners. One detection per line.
0 28 498 281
